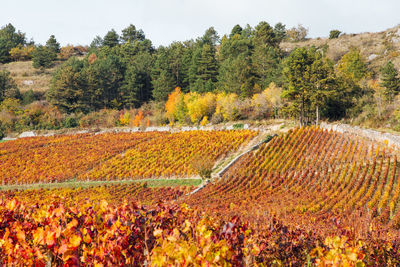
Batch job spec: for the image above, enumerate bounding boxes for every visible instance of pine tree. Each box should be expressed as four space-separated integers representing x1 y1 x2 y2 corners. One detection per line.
282 47 337 125
103 29 120 48
380 61 400 101
121 24 145 43
32 45 56 69
47 58 87 113
0 70 19 102
152 70 176 101
46 35 60 53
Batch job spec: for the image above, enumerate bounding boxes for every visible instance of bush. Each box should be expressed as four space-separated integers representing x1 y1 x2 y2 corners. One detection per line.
0 122 4 140
286 24 308 42
63 116 78 128
32 45 56 69
191 154 214 181
21 89 36 105
233 123 244 129
210 112 224 124
78 109 119 128
329 30 341 39
263 134 277 143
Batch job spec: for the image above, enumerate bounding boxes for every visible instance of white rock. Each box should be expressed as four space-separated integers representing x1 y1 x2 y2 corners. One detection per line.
22 80 34 86
368 54 377 61
19 131 36 138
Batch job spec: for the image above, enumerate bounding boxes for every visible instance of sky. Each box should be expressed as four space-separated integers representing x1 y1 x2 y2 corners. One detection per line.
1 0 400 47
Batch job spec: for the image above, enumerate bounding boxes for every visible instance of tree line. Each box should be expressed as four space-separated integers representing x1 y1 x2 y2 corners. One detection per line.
1 22 400 130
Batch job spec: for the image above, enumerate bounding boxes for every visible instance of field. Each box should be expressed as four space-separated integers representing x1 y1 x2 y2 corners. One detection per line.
0 130 257 184
1 128 400 265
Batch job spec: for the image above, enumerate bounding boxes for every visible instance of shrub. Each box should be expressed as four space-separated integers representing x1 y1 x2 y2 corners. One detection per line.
233 123 244 129
329 30 342 39
9 45 35 61
0 121 4 140
286 24 308 42
32 45 56 69
191 154 214 181
63 116 78 128
210 112 224 124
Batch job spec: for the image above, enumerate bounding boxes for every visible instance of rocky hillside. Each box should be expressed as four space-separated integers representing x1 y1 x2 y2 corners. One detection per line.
281 25 400 74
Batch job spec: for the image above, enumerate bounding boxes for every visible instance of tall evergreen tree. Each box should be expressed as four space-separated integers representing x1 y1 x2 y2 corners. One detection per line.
274 22 287 43
218 26 254 97
230 24 243 38
252 21 283 89
85 55 125 109
121 24 145 43
0 23 26 63
103 29 120 48
46 35 60 53
47 58 87 113
380 61 400 101
152 70 176 101
190 43 218 93
121 52 153 107
0 70 19 102
90 35 103 49
32 45 56 69
282 47 337 125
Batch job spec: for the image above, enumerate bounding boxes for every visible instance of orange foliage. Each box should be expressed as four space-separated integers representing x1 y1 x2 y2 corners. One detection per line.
133 111 144 127
88 53 98 64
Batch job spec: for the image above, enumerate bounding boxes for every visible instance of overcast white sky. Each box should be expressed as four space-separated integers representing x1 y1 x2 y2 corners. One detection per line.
1 0 399 47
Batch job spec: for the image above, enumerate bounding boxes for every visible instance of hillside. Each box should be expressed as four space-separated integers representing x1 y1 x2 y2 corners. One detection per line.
0 60 60 93
1 25 399 95
1 127 400 265
281 25 400 74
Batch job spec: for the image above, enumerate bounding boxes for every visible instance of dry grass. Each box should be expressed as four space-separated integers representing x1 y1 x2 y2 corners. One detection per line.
0 60 61 93
280 25 400 73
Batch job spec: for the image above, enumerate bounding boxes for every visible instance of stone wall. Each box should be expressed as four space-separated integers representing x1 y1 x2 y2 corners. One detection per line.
320 122 400 148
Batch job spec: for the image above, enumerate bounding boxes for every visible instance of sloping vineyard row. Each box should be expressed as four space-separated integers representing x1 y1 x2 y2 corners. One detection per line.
2 183 194 206
78 130 258 180
0 132 167 185
0 130 257 185
184 127 400 235
2 186 383 266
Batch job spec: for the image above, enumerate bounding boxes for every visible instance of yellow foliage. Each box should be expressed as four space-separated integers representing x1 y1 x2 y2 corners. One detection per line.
200 116 209 126
312 236 365 266
215 92 238 121
184 92 216 123
132 111 144 127
263 82 282 109
119 111 130 126
59 45 75 60
165 87 184 122
9 45 35 61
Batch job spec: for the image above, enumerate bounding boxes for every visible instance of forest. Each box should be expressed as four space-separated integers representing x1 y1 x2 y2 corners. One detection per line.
0 22 400 136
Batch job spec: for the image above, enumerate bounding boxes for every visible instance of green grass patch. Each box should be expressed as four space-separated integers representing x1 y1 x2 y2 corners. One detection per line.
0 178 202 191
0 140 7 143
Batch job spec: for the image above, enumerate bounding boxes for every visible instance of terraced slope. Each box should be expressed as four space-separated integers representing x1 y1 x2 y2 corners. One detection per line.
184 127 400 233
0 130 257 185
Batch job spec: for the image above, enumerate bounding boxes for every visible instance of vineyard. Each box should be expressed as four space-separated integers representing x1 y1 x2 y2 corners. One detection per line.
184 127 400 231
0 130 257 184
1 127 400 265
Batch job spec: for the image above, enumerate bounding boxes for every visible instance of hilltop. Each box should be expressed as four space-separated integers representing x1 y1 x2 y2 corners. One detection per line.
281 25 400 74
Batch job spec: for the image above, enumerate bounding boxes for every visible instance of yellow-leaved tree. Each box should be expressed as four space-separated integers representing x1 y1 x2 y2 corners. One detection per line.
215 92 239 121
185 92 216 124
165 87 186 123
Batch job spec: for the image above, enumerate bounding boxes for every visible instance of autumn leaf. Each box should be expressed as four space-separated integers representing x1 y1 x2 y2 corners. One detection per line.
68 234 82 249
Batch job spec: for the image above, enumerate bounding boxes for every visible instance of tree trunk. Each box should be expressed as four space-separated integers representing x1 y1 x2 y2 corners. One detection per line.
301 93 305 126
316 105 319 126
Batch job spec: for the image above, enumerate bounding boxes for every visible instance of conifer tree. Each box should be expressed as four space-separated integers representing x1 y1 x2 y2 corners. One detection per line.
380 61 400 101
